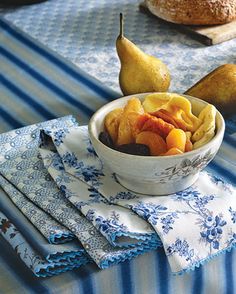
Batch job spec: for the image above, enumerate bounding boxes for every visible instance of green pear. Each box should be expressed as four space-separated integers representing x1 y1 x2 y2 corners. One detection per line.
185 64 236 115
116 13 170 96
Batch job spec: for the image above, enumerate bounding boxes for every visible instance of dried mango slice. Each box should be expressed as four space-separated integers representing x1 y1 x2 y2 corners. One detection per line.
135 113 175 139
136 131 167 156
142 93 172 113
143 93 200 132
104 108 123 143
150 109 187 131
192 104 216 142
150 109 179 128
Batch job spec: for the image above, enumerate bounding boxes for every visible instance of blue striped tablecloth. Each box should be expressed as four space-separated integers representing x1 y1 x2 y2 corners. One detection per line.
0 18 236 294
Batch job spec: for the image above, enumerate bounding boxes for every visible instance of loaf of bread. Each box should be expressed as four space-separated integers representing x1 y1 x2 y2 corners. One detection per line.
145 0 236 25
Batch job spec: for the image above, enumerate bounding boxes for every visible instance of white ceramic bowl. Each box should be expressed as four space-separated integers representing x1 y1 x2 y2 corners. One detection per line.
88 93 225 195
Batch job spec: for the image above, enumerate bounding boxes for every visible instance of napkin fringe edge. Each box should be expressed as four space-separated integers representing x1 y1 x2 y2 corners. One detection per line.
99 241 162 269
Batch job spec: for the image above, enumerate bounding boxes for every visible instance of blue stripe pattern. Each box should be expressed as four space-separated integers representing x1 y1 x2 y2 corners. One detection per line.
0 16 235 294
75 266 94 294
0 46 95 116
0 74 56 120
0 18 119 101
208 161 236 185
119 261 134 294
192 268 203 294
156 248 169 294
0 107 23 129
224 133 236 147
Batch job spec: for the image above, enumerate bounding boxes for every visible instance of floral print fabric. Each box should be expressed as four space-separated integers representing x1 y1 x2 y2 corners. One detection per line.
39 121 236 274
39 133 159 248
0 116 158 273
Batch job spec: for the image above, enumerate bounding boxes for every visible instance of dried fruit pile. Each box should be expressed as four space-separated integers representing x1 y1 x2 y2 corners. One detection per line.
99 93 216 156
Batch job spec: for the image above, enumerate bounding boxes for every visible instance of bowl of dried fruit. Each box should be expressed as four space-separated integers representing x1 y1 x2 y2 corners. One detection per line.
88 93 225 195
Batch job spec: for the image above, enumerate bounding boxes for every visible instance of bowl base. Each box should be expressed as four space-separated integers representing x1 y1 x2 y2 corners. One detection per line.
116 173 200 196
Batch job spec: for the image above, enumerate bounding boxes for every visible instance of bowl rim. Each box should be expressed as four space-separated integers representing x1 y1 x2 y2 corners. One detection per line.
88 92 225 160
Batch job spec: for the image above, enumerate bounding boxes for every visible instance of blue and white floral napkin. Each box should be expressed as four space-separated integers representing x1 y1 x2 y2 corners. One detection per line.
39 132 158 248
39 121 236 274
0 116 159 270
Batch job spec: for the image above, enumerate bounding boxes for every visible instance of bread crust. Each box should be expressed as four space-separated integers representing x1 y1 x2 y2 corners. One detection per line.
145 0 236 25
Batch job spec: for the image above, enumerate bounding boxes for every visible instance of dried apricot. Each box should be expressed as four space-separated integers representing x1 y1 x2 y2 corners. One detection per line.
166 129 186 152
136 131 167 156
150 109 187 130
133 113 151 137
137 114 175 139
162 147 183 156
150 109 179 128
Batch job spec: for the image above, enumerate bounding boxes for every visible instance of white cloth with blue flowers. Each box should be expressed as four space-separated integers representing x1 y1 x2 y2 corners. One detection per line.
39 123 236 274
0 116 159 270
39 129 159 249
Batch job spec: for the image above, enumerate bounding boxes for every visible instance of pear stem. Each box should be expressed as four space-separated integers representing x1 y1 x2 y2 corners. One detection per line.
119 13 124 38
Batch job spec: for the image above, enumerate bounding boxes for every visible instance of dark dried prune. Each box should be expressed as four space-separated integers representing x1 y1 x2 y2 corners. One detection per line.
99 131 114 148
116 143 150 156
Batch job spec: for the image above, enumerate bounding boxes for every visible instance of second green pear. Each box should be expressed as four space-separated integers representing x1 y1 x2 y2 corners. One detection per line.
116 14 171 96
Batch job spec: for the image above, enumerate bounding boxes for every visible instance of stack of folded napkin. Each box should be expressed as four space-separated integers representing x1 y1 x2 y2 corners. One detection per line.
0 115 235 277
